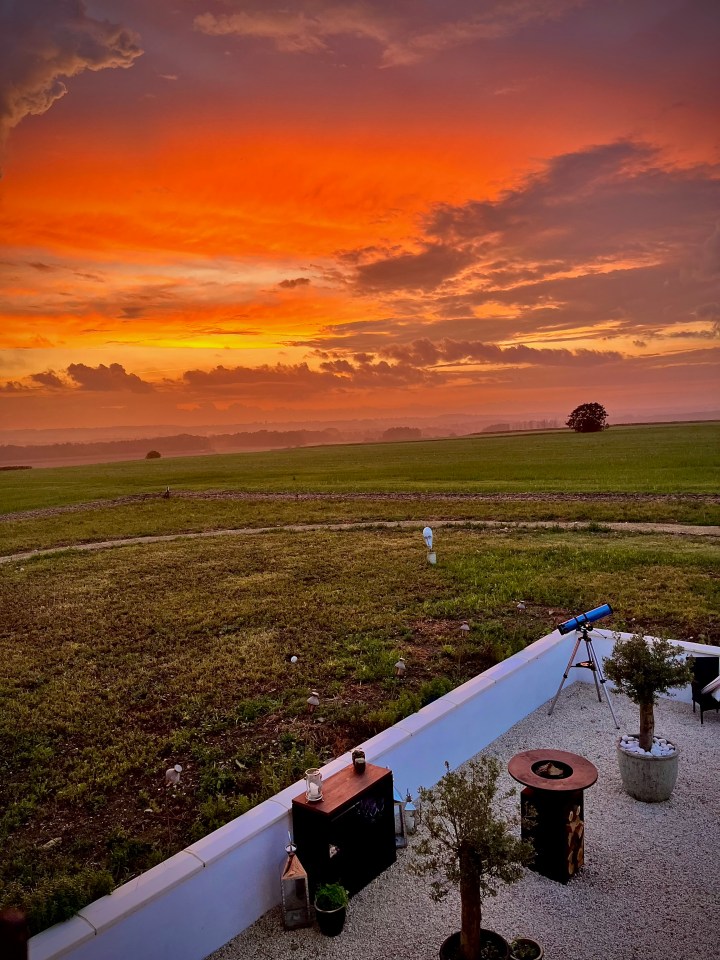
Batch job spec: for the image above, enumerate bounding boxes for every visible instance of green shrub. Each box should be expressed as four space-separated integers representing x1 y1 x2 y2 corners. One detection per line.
314 882 349 910
21 868 115 933
190 795 253 839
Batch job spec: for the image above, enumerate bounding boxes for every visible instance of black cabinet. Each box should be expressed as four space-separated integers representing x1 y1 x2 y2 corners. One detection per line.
291 763 396 897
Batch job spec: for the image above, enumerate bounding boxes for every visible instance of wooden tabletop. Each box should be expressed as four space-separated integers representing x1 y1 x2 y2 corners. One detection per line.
292 762 390 815
508 749 598 792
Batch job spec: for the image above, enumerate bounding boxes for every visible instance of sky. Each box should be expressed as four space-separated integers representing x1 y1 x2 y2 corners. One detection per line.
1 0 719 436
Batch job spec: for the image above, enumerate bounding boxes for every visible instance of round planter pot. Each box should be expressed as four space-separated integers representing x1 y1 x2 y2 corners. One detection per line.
439 929 510 960
314 903 346 937
510 937 544 960
616 736 679 802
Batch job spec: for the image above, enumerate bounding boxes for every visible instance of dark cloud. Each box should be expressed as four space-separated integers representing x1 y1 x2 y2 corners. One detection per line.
30 370 66 388
181 357 432 396
278 277 311 288
425 142 720 267
699 224 720 278
0 380 28 393
66 362 154 393
355 244 475 292
330 143 720 351
0 0 142 147
381 338 622 368
194 1 579 68
694 302 720 337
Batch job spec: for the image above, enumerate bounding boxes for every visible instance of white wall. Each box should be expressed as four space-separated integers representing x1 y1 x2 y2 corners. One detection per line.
29 632 718 960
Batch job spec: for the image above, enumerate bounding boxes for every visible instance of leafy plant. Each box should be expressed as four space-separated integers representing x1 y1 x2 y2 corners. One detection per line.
314 882 349 911
510 937 542 959
603 633 693 750
411 757 532 960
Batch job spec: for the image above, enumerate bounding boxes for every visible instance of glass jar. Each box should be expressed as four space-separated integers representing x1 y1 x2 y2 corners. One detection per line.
305 768 323 802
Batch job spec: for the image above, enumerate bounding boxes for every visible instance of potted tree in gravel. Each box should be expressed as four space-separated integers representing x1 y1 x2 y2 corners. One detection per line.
313 881 349 937
411 757 533 960
604 633 693 802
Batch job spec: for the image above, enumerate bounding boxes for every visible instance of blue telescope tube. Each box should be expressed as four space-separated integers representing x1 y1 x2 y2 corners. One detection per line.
557 603 613 635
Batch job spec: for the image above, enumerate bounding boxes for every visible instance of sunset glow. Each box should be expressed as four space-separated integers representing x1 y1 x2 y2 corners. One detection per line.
1 0 719 435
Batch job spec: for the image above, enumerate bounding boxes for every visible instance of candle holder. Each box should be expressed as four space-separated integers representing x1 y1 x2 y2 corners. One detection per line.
305 768 323 802
352 749 366 773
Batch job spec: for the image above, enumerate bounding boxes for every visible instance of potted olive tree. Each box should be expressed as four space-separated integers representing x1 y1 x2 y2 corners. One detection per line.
410 757 533 960
604 633 692 802
313 882 349 937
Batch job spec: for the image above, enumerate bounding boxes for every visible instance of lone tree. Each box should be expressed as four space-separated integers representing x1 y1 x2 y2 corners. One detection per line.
145 450 161 459
566 402 608 433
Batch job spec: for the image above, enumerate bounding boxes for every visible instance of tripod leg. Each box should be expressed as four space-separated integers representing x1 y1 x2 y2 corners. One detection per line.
586 638 603 702
548 636 582 716
587 639 620 729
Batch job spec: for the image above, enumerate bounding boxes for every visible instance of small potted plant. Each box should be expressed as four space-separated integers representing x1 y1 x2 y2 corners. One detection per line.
604 633 693 802
510 937 544 960
313 881 349 937
411 756 533 960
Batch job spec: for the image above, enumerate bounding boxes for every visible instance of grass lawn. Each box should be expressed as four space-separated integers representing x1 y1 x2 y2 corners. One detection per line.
1 526 718 931
2 493 719 556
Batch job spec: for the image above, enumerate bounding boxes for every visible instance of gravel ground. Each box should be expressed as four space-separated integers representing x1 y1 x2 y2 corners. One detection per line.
209 682 720 960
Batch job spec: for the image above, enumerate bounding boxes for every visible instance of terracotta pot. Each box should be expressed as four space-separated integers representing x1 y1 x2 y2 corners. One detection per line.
439 929 510 960
616 735 679 802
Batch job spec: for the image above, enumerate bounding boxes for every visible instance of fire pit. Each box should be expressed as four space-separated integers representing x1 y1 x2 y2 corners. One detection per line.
508 749 598 884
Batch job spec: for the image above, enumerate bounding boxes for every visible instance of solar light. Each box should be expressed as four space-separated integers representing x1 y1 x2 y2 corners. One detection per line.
422 526 433 549
394 657 407 678
165 763 182 786
306 691 320 713
460 621 470 635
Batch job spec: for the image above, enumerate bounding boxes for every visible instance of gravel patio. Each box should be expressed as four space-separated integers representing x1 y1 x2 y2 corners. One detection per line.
210 681 719 960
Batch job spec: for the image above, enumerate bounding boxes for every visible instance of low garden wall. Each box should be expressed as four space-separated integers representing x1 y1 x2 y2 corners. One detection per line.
29 631 717 960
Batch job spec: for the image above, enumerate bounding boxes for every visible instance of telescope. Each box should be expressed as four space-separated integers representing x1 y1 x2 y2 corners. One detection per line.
557 603 613 635
550 601 619 727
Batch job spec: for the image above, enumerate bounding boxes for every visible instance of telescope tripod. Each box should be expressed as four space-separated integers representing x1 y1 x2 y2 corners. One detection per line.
548 626 619 728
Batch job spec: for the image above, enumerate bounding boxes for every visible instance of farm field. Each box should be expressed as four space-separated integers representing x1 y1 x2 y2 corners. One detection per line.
1 422 719 933
1 423 719 556
1 422 718 513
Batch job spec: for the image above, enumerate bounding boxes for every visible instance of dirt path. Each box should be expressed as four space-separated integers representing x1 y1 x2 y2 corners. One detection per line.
2 517 718 565
2 489 719 522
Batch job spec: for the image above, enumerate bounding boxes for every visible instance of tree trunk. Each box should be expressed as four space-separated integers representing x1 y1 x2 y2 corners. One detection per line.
639 701 654 751
459 842 481 960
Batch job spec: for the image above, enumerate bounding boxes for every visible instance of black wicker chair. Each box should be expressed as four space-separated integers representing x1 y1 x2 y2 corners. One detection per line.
691 656 720 724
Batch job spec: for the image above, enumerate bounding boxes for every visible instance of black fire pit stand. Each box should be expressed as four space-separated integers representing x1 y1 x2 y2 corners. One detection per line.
508 749 598 884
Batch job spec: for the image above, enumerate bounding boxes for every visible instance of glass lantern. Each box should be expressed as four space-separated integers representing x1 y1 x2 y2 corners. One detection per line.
305 768 323 802
280 843 311 929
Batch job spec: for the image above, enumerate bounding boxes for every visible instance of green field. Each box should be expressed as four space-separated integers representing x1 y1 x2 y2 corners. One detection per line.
1 421 718 932
2 422 719 513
